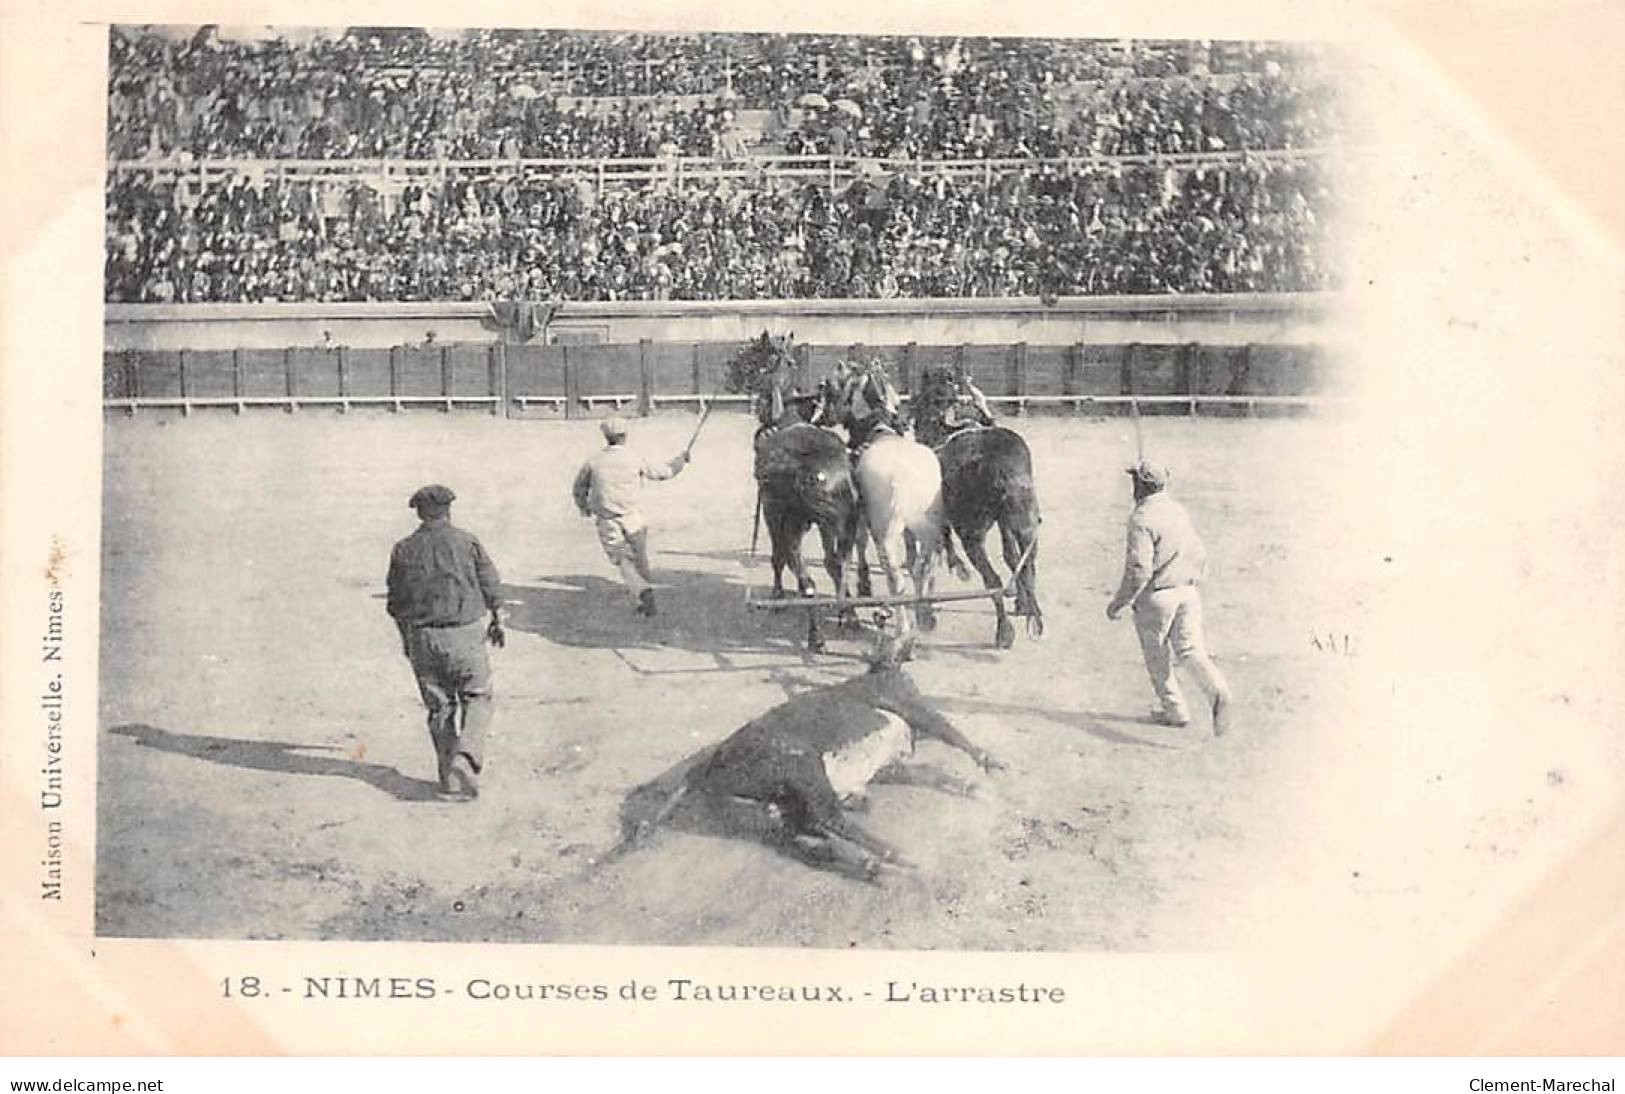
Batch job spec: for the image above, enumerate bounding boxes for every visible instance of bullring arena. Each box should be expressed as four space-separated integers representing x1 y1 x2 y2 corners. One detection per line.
97 26 1356 949
96 315 1344 950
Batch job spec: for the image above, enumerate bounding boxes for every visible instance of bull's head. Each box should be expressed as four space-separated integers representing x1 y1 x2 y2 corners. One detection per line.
867 631 917 671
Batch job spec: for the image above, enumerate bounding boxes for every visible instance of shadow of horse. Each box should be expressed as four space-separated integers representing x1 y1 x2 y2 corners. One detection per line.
930 695 1189 751
107 722 443 801
502 570 869 674
659 548 760 566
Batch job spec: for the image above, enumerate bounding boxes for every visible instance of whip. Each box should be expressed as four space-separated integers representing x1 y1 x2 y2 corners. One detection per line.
683 387 720 456
1125 346 1145 463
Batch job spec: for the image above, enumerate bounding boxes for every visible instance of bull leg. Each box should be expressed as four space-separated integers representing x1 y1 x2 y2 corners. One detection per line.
963 526 1014 649
695 794 884 879
785 831 888 882
688 789 872 877
778 777 907 878
817 811 915 871
898 705 1005 775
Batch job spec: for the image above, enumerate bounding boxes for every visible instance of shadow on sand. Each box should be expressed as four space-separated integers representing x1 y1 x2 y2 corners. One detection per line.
502 570 871 675
108 722 442 801
659 547 762 566
932 695 1192 751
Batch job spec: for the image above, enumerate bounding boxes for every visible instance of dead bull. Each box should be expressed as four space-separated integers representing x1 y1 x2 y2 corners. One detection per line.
622 664 1003 879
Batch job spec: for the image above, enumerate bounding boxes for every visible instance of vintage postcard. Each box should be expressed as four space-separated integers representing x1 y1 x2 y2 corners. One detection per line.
1 0 1621 1058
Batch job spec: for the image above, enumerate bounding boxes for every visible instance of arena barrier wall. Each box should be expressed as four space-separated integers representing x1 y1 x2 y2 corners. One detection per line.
103 338 1331 418
103 292 1333 352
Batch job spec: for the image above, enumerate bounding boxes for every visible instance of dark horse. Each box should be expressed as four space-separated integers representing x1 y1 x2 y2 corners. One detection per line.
912 365 1044 649
753 383 868 652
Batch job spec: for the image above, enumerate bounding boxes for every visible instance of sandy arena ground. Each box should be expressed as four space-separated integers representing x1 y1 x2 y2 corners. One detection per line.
94 409 1610 952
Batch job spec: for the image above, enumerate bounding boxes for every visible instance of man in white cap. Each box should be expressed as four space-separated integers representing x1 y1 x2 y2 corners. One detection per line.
572 417 691 617
1106 460 1233 735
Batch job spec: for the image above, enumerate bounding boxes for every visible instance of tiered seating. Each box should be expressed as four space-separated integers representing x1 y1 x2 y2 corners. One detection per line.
105 26 1342 304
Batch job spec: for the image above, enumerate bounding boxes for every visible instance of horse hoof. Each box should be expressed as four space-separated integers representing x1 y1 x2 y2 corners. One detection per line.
1027 616 1045 639
950 561 971 582
918 609 938 632
808 636 827 654
771 586 788 600
799 579 817 597
995 620 1016 649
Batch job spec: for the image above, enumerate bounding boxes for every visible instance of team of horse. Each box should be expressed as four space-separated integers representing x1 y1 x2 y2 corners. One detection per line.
744 335 1043 656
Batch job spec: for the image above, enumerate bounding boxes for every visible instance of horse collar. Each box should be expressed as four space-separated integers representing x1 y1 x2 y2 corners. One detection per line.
933 423 990 448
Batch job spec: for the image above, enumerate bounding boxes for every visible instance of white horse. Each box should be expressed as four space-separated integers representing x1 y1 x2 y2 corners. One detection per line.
853 433 947 658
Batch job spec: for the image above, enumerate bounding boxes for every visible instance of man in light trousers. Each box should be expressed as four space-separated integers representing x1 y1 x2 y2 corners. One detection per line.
1106 461 1233 735
572 417 690 617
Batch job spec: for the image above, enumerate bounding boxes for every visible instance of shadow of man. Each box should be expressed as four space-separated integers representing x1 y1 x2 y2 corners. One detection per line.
109 723 442 802
930 695 1187 750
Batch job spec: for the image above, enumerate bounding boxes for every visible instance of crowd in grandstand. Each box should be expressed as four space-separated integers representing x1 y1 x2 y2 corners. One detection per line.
104 160 1332 303
108 26 1340 161
104 26 1342 304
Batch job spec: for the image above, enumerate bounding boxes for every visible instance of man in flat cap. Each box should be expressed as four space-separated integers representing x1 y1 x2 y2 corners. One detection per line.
1106 461 1233 735
386 484 505 800
572 417 691 617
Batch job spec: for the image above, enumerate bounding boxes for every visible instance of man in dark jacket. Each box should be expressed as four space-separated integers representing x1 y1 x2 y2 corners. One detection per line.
386 484 505 800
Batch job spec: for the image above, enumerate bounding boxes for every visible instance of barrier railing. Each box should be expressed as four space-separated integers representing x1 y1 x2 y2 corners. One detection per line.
106 147 1331 191
103 339 1331 419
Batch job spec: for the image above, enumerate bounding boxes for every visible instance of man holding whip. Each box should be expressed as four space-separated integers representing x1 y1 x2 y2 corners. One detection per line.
1104 387 1234 735
572 414 701 617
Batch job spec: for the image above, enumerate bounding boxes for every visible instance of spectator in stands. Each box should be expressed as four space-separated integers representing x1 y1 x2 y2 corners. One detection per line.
109 27 1341 162
103 28 1341 305
105 153 1335 304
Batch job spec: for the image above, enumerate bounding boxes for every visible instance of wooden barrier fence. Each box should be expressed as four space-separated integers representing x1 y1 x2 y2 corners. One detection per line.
103 339 1331 418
